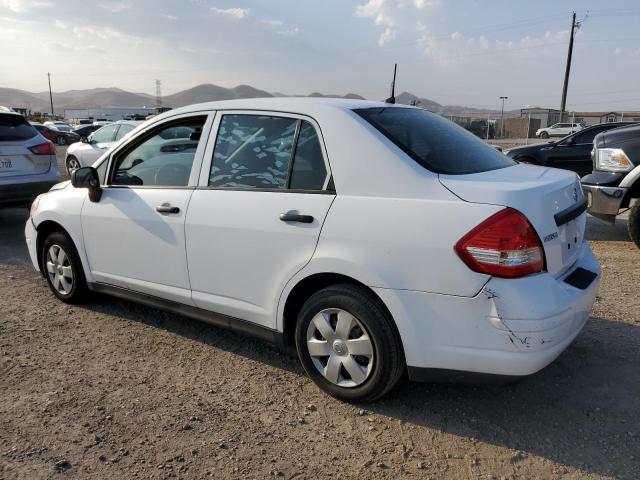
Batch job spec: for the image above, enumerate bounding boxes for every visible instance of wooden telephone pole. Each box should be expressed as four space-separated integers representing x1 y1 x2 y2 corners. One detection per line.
560 12 577 122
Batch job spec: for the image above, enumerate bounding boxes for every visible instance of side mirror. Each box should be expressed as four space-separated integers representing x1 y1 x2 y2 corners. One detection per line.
71 167 102 202
81 136 89 143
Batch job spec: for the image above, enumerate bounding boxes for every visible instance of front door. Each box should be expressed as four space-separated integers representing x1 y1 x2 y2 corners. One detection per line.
82 114 211 304
547 126 607 177
186 113 335 328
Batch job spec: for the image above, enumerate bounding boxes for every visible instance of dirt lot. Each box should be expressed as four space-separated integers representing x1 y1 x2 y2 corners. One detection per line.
1 146 639 479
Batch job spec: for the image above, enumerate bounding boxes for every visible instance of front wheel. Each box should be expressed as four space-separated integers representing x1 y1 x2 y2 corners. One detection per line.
42 231 89 303
628 201 640 248
65 156 80 176
539 131 549 139
295 284 405 402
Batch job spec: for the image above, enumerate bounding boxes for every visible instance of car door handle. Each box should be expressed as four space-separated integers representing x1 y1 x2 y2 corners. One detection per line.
156 203 180 214
279 212 314 223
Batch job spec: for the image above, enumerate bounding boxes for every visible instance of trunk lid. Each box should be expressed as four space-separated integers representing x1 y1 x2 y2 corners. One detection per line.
439 164 586 277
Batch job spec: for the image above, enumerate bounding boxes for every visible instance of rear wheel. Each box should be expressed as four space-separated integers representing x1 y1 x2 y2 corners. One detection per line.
56 136 67 145
295 284 404 402
628 201 640 248
540 131 549 139
42 232 89 303
66 156 80 176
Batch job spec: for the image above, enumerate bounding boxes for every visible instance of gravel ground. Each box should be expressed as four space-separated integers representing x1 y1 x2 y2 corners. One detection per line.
1 146 639 479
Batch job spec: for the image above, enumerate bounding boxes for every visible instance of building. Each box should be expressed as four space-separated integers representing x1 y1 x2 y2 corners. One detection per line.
572 111 640 126
64 106 157 122
520 108 561 128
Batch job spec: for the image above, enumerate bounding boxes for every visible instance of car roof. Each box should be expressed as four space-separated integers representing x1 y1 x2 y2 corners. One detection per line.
161 97 409 118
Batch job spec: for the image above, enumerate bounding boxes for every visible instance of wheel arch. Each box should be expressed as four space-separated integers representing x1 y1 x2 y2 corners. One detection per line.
35 220 73 275
279 272 403 358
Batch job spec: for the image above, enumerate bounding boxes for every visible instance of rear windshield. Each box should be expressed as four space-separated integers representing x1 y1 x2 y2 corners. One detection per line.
354 107 515 174
0 113 38 141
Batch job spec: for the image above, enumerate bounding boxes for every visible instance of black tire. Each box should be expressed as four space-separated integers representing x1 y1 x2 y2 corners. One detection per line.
65 156 80 176
41 231 89 304
56 136 67 145
295 283 405 402
540 131 549 139
628 201 640 248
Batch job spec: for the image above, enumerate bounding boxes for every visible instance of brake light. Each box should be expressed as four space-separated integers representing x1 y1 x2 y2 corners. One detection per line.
454 208 545 278
29 140 56 155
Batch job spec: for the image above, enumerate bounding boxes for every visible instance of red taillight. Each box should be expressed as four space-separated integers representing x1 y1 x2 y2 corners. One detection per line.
29 140 56 155
454 208 545 278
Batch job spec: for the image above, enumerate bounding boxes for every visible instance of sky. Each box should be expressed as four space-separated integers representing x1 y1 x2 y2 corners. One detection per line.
2 0 640 111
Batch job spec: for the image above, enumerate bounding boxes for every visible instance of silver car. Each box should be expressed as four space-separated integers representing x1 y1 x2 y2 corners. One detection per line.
0 112 61 208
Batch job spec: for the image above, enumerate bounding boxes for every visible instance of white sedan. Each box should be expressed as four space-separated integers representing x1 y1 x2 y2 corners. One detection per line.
25 98 599 402
64 120 141 175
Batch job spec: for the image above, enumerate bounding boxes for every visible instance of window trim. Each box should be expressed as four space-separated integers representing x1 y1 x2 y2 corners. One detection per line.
199 110 332 193
103 113 214 190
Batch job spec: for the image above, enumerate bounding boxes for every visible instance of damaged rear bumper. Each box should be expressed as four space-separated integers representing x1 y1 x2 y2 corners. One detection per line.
374 241 600 380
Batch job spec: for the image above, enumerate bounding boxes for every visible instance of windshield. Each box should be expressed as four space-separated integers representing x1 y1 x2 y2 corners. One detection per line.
355 107 515 175
0 113 38 141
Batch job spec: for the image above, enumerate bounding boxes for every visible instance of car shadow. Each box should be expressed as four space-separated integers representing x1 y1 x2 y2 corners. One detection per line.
586 214 630 242
77 293 639 479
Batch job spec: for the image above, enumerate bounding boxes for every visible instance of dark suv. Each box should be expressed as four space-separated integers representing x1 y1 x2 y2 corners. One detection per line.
582 124 640 247
506 122 636 177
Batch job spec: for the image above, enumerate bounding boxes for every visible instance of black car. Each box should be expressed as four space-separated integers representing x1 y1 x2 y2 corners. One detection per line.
506 122 637 177
582 124 640 248
72 124 101 141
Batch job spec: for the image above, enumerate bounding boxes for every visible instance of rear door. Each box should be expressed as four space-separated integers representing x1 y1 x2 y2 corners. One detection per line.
0 113 51 179
185 112 335 328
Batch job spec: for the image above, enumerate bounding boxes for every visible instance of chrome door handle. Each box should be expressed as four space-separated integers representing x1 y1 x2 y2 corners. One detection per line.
156 203 180 214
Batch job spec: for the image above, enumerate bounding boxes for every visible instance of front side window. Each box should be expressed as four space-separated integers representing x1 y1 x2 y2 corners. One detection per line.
110 116 205 187
355 107 515 175
114 123 135 141
91 124 118 143
209 115 297 189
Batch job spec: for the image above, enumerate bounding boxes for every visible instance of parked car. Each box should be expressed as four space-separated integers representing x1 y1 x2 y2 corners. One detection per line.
31 123 81 146
64 120 140 175
507 122 637 177
582 123 640 247
0 111 60 207
536 122 583 139
44 121 73 132
72 124 102 142
26 98 599 402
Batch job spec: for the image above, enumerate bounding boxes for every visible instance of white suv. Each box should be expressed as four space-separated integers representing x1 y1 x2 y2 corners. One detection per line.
536 122 583 139
25 98 599 401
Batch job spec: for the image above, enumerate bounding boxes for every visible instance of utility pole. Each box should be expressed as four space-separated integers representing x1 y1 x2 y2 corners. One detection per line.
155 79 162 111
560 12 578 122
499 96 508 138
385 63 397 104
47 72 54 116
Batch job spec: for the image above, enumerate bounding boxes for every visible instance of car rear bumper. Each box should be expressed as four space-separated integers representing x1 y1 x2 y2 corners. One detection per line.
0 179 59 207
374 241 599 380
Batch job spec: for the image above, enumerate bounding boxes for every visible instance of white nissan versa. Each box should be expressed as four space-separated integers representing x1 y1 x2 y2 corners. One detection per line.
25 98 599 402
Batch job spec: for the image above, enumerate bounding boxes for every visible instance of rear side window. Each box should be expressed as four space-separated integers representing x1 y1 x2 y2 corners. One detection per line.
209 115 297 189
114 124 135 141
290 121 327 190
355 107 515 175
0 114 38 141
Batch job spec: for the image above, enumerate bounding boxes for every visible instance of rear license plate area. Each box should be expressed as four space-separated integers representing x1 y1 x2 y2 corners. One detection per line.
559 219 581 264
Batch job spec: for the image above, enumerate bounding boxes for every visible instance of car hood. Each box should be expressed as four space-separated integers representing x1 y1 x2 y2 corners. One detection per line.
506 142 555 158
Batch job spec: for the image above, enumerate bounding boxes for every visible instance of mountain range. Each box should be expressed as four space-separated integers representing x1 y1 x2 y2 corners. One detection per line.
0 83 516 117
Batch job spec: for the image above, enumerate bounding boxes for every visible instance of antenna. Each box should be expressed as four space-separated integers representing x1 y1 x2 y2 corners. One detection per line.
155 79 162 111
385 63 397 104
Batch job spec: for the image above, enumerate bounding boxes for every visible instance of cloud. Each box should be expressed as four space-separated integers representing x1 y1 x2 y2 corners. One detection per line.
613 47 622 56
100 1 130 13
356 0 439 47
160 13 178 21
0 0 51 12
210 7 249 19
